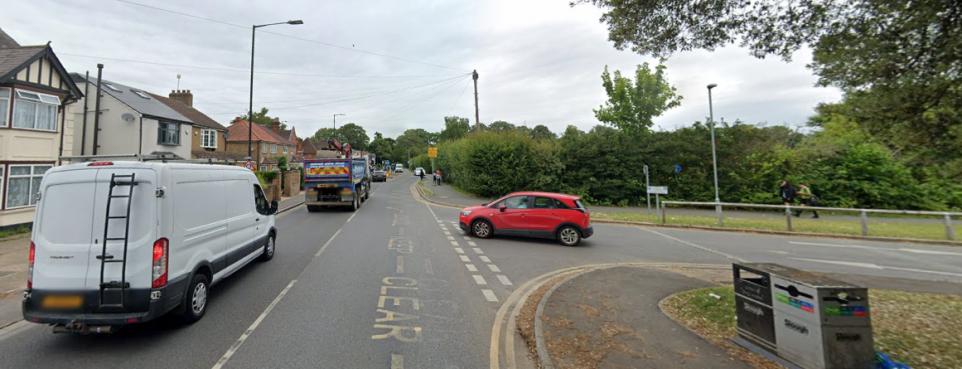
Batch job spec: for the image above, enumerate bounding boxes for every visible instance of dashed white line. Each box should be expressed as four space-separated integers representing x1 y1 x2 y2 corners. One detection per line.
481 289 498 302
479 255 491 263
449 241 459 247
472 275 488 285
487 264 501 273
459 255 471 262
463 236 471 241
391 353 404 369
211 279 298 369
454 247 464 254
316 228 342 257
396 255 404 274
466 264 478 272
468 241 478 247
472 248 484 255
496 274 513 286
447 236 456 241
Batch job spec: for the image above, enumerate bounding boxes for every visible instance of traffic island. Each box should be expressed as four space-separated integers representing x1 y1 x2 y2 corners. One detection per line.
661 286 962 369
518 265 752 369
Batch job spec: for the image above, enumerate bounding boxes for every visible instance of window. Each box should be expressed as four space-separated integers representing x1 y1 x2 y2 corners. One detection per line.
282 146 287 154
7 164 51 208
201 129 217 148
0 88 9 126
533 197 557 209
502 196 530 209
103 82 122 92
253 184 269 215
131 89 151 99
158 121 179 145
12 90 59 131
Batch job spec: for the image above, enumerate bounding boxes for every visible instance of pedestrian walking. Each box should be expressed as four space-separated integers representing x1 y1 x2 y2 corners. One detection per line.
418 170 425 181
434 169 443 186
796 184 820 218
779 180 797 209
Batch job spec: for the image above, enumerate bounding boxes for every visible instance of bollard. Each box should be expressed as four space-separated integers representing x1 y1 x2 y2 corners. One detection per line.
660 203 667 225
716 203 724 226
860 210 869 236
785 204 793 232
946 214 956 241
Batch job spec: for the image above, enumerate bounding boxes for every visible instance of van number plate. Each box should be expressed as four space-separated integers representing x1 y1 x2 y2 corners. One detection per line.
315 184 336 188
42 295 83 309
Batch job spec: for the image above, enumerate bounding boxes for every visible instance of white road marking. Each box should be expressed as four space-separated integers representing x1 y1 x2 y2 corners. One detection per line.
789 241 878 250
482 289 498 302
446 236 456 241
391 353 404 369
396 255 404 274
643 228 746 262
346 210 358 223
472 275 488 285
468 241 478 247
487 264 501 273
472 248 484 254
316 228 342 257
454 247 464 254
898 248 962 256
496 275 513 286
791 257 962 277
443 231 451 236
479 255 491 263
450 241 460 247
769 250 790 255
466 264 478 272
792 241 962 257
463 236 471 241
212 279 298 369
459 255 471 262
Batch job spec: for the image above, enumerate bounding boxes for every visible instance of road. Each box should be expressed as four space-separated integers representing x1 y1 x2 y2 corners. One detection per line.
0 176 959 369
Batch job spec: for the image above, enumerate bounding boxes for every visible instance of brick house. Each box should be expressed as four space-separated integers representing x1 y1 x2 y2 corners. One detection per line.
151 90 232 160
225 119 295 171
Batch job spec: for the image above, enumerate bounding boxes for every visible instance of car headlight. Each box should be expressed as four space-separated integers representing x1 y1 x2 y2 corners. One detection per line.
460 210 472 217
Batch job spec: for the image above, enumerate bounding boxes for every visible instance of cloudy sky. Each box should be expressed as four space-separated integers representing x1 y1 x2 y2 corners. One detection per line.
3 0 841 138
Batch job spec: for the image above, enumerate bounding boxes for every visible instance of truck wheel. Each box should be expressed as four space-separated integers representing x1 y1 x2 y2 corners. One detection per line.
351 194 359 211
178 273 210 324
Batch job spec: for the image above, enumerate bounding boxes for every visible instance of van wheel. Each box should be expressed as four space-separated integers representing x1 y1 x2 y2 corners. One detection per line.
307 205 320 212
557 226 581 247
179 274 210 324
259 235 275 262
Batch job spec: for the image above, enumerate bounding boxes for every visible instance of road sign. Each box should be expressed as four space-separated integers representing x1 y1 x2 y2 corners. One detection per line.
674 164 683 174
427 147 438 158
245 160 254 171
647 186 668 195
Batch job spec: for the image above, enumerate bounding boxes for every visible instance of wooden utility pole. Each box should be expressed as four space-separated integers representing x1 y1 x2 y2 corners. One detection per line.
472 69 479 128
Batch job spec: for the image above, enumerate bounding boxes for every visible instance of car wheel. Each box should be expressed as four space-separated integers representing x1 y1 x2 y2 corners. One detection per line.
259 235 275 262
178 273 210 324
472 219 493 239
557 226 581 246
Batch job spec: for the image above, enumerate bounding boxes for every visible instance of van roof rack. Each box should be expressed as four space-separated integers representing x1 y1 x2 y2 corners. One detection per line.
61 153 240 165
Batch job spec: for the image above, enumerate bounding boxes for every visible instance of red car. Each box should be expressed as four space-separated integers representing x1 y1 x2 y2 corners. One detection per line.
459 191 593 246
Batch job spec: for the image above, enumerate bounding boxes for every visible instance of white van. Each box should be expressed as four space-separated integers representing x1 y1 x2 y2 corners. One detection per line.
23 161 278 333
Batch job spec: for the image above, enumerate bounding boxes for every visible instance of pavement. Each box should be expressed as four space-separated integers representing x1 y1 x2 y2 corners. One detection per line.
0 175 957 369
537 266 751 369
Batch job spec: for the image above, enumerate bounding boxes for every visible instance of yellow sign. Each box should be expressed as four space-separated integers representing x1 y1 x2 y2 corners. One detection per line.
427 147 438 158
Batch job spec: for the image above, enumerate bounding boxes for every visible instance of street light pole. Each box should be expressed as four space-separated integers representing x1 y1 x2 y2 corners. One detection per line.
644 164 651 212
707 83 722 225
247 19 303 159
333 113 345 141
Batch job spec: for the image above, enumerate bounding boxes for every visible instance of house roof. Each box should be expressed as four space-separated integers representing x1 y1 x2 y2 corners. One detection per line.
150 93 226 131
1 45 84 101
227 120 293 145
0 28 19 48
70 73 191 124
302 139 317 154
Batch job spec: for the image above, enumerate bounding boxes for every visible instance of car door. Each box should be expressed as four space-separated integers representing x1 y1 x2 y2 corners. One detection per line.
525 197 563 236
492 195 530 234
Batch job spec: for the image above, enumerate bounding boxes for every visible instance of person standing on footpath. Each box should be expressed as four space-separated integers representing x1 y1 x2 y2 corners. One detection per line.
779 180 797 208
796 184 820 218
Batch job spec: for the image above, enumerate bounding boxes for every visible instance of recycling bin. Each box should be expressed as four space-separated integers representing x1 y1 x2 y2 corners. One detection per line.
733 263 875 369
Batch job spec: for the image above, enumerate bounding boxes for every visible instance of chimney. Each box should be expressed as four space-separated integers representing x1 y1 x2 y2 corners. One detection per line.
271 118 281 133
169 89 193 107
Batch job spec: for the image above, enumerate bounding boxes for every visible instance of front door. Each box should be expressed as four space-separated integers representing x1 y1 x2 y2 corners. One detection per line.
492 195 530 234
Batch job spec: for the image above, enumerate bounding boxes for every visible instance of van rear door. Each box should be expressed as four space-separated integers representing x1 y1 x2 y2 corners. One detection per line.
32 169 99 290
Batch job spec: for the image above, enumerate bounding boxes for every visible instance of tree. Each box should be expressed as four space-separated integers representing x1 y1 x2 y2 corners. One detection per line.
395 128 436 159
440 116 470 141
337 123 370 151
488 121 517 132
594 63 681 134
235 107 284 129
312 128 336 142
530 125 556 140
369 133 398 163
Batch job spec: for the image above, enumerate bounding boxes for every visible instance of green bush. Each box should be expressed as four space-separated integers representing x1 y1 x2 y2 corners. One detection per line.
438 131 561 197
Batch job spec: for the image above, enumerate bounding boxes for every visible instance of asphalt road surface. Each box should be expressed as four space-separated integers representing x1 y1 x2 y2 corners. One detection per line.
0 176 959 369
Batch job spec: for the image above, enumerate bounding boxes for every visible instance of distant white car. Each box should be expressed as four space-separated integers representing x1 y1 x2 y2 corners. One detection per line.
414 167 425 176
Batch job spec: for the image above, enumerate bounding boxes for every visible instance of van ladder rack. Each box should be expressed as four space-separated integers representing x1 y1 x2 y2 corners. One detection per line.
97 173 137 309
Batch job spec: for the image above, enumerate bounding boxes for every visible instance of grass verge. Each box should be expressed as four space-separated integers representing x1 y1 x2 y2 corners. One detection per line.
592 211 957 242
0 224 30 240
661 286 962 369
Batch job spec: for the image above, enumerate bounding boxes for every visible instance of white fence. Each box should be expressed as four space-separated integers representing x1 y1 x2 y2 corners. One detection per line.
659 201 960 241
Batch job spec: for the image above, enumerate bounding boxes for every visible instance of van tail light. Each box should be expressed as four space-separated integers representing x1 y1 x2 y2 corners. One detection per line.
87 161 114 166
151 238 168 288
27 241 35 289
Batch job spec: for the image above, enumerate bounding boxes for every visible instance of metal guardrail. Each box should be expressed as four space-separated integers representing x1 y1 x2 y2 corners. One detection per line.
659 201 959 240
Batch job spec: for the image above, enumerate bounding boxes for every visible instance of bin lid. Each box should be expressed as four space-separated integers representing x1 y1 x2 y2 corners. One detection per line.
736 263 861 288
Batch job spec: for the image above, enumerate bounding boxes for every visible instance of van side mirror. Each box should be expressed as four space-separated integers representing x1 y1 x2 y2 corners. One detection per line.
499 205 507 212
270 200 279 214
